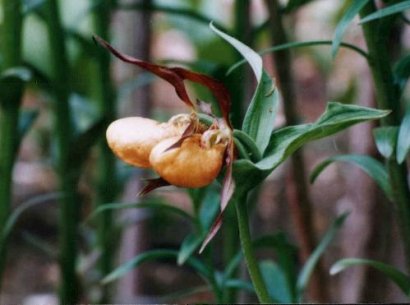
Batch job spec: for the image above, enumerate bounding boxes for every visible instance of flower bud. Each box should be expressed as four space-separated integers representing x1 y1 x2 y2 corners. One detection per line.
106 115 190 168
149 134 226 188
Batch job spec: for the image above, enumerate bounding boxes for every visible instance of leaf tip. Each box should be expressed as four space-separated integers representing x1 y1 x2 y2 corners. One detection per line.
329 263 343 275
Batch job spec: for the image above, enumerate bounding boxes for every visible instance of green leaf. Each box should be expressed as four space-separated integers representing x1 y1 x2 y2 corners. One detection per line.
260 260 293 303
0 67 32 108
178 232 202 265
332 0 369 57
227 40 369 75
0 67 32 83
310 154 392 200
242 73 279 153
360 0 410 24
373 126 398 159
22 0 45 15
198 184 220 230
210 23 262 81
253 233 298 301
283 0 314 13
330 258 410 296
87 200 193 223
233 102 390 191
297 213 348 299
210 23 279 153
18 109 38 144
394 54 410 91
397 108 410 163
224 251 243 280
224 279 254 293
102 249 210 284
0 193 61 251
233 129 262 162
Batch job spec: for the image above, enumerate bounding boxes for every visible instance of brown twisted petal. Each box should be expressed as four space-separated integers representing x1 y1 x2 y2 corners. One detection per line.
106 117 185 168
149 134 226 188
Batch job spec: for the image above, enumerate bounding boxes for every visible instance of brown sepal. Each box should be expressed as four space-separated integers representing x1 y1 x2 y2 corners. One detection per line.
94 35 232 128
199 139 236 252
138 177 171 196
199 213 223 254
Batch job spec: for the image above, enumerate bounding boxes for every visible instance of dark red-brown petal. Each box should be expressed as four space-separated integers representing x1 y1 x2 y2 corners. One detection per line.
94 35 195 108
93 35 232 128
199 213 223 254
174 68 232 129
199 140 235 252
138 177 171 196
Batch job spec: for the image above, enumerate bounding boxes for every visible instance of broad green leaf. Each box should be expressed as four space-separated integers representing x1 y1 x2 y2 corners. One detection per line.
373 126 398 159
332 0 369 57
177 232 202 265
233 129 262 162
210 23 278 153
210 23 262 82
310 154 392 200
283 0 314 13
397 108 410 163
233 102 389 191
360 0 410 24
330 258 410 295
260 260 293 303
18 109 38 144
394 54 410 91
198 184 220 230
242 74 279 153
102 249 210 284
297 213 348 300
254 233 298 301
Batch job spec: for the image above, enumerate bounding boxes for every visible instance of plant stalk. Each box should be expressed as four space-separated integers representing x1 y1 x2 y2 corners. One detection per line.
264 0 328 301
0 0 24 290
45 0 79 303
235 193 271 303
92 0 117 302
360 2 410 271
222 1 251 302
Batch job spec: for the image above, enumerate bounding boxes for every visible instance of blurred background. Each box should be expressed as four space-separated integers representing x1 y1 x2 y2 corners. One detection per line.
1 0 409 303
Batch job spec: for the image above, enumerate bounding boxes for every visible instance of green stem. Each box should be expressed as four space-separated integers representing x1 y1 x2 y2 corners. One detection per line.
45 0 79 303
235 193 271 303
360 2 410 271
222 2 251 302
92 0 117 302
0 0 23 290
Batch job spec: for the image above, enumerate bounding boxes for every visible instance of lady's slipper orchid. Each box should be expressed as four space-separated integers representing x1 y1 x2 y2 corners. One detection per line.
95 35 235 251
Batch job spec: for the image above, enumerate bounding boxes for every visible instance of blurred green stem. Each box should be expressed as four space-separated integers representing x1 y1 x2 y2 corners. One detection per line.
360 2 410 271
0 0 23 289
264 0 327 301
45 0 79 303
92 0 117 302
235 192 272 303
222 2 251 302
